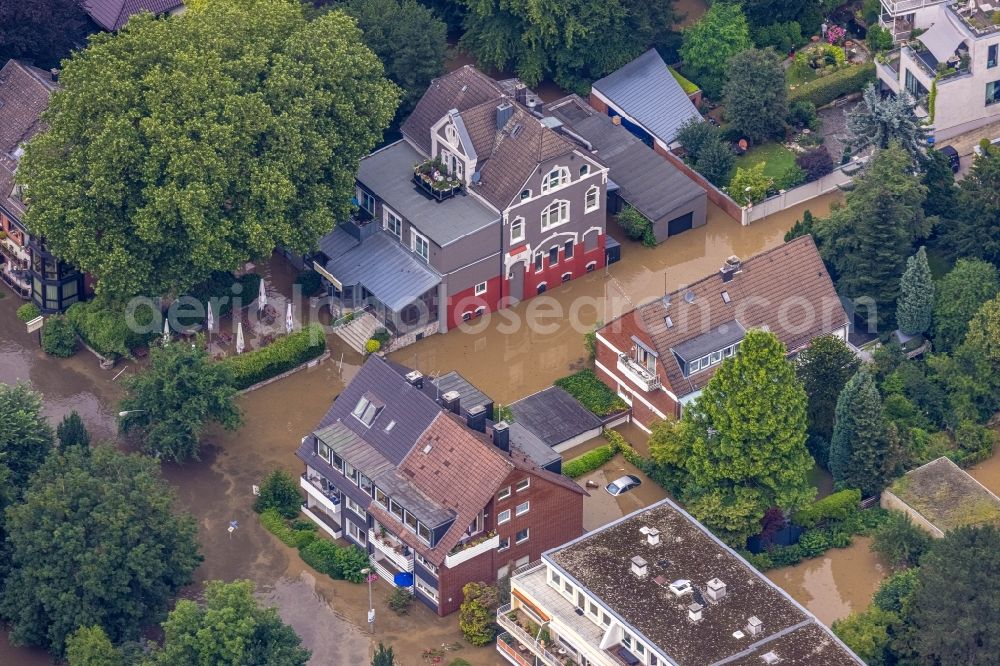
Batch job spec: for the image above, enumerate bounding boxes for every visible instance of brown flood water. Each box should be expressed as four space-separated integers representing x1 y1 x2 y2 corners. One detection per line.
392 195 843 405
673 0 709 28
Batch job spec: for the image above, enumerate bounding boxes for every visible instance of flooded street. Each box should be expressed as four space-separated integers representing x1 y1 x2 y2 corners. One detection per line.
392 195 843 404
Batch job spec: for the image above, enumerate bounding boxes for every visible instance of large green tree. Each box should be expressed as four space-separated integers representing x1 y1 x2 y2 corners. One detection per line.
0 383 54 491
652 330 815 545
0 445 201 655
846 84 928 165
460 0 676 93
680 2 752 99
829 367 901 496
120 341 241 462
65 626 124 666
144 580 310 665
908 526 1000 664
932 259 1000 353
0 0 94 69
942 142 1000 265
19 0 399 300
56 410 91 450
896 246 934 336
818 144 929 329
723 48 787 143
341 0 447 117
795 334 860 464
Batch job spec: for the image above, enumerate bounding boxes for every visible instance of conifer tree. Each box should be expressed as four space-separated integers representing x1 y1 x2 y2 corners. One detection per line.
897 246 934 336
830 367 901 496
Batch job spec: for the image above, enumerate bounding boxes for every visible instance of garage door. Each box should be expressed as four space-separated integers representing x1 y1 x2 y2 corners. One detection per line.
667 212 694 236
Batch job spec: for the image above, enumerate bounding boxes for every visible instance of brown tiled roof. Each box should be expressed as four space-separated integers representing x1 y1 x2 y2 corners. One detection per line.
401 66 506 156
0 60 56 219
632 235 848 398
371 412 514 566
400 65 580 210
84 0 184 31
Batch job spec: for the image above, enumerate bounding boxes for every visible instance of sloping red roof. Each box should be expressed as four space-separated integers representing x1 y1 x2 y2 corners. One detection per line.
615 235 848 398
84 0 183 31
0 60 56 219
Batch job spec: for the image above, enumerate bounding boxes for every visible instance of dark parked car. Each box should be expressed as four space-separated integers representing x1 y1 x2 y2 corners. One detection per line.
606 474 642 496
939 145 960 173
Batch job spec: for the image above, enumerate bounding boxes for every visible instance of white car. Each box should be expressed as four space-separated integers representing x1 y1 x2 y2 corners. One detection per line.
605 475 642 496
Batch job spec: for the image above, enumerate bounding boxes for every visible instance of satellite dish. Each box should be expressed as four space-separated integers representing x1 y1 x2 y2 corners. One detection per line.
683 290 696 304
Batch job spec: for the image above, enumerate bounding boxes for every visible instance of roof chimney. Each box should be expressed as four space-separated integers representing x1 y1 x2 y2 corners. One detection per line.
631 555 648 578
496 102 514 129
404 370 424 389
492 421 510 453
515 84 528 106
441 390 461 415
746 616 763 637
466 404 487 433
720 256 742 282
646 528 660 546
706 578 727 602
50 68 59 82
688 603 703 623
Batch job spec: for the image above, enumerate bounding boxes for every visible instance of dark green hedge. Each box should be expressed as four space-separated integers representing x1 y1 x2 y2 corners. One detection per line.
788 63 875 108
563 445 614 478
793 488 862 528
554 370 628 417
220 323 326 390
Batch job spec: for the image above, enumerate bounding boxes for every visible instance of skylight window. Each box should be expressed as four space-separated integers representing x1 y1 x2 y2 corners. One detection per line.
665 316 673 328
721 290 731 304
351 394 383 427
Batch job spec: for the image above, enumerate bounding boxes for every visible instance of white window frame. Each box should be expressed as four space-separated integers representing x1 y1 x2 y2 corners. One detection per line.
580 164 590 177
515 528 530 544
360 190 376 215
520 189 531 200
585 185 600 213
475 281 488 296
540 166 570 193
510 217 525 244
498 486 511 501
415 576 439 602
516 501 530 516
411 230 430 263
416 552 439 576
516 478 530 492
345 496 365 516
498 536 511 552
384 207 402 238
541 200 570 232
498 509 511 525
347 520 367 545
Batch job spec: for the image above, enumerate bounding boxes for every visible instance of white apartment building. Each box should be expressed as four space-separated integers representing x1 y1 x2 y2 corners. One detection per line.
876 0 1000 141
497 499 864 666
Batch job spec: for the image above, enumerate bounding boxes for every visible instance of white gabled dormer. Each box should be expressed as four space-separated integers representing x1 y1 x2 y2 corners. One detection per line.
430 109 478 185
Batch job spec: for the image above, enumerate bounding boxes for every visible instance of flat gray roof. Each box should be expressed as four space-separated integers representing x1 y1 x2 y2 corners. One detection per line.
357 140 499 247
510 386 603 448
321 227 441 312
591 49 702 145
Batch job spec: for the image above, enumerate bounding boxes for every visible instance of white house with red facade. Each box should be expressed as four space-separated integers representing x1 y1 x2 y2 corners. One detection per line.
594 236 850 432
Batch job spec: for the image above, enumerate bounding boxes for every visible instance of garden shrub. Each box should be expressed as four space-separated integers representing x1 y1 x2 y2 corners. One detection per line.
372 327 390 345
300 539 344 579
754 20 803 53
16 303 40 322
768 544 804 568
798 529 832 557
554 370 628 416
41 314 78 357
66 297 156 358
294 269 323 296
365 338 381 354
789 63 875 108
870 512 931 569
787 100 819 131
388 587 414 615
449 660 472 666
794 489 862 528
562 445 614 478
337 545 371 583
796 146 835 181
259 508 304 547
220 323 326 389
867 24 893 52
775 164 807 190
956 420 995 458
253 469 303 518
616 206 656 247
605 429 651 473
459 582 498 646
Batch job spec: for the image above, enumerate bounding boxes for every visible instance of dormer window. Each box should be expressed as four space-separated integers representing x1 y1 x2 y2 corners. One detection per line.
352 393 383 427
541 166 570 193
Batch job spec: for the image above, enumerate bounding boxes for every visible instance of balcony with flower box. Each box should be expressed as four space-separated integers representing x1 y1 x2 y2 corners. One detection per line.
369 526 415 572
617 353 661 392
412 158 463 201
444 530 499 568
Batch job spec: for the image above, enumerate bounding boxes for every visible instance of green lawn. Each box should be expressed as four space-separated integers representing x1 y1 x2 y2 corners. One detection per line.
734 143 798 181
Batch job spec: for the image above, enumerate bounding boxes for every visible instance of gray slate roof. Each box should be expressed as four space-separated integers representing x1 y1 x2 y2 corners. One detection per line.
545 95 704 222
319 226 440 312
509 422 561 469
510 386 602 448
591 49 702 145
84 0 183 31
671 320 746 362
357 140 499 247
430 371 493 415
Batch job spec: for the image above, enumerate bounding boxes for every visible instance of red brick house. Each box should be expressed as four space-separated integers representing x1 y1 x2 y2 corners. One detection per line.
297 355 585 616
594 236 850 431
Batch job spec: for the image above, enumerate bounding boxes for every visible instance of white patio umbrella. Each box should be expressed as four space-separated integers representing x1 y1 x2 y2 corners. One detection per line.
285 302 294 334
235 321 245 354
257 278 267 313
206 301 215 336
162 317 170 345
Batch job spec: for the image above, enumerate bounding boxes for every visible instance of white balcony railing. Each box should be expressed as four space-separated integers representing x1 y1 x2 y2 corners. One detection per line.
369 530 415 572
496 604 563 666
300 475 341 515
880 0 947 16
445 533 500 568
617 353 661 391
